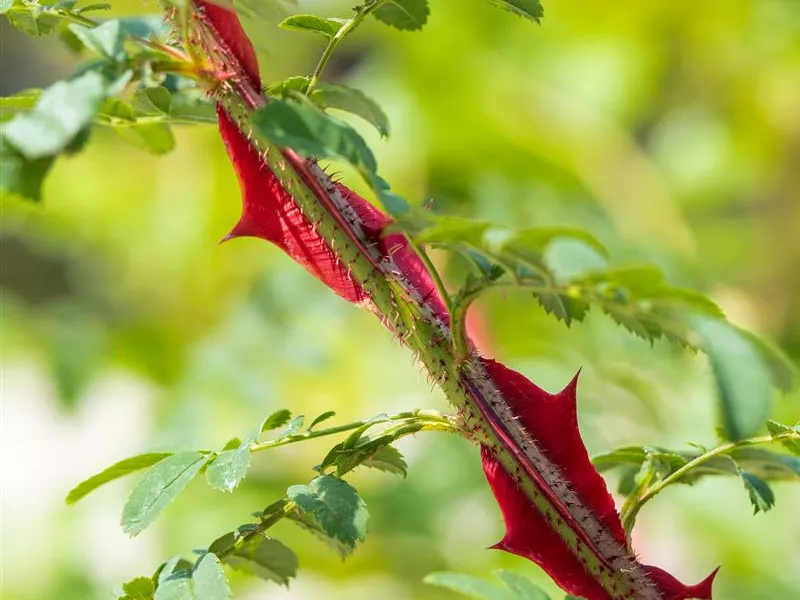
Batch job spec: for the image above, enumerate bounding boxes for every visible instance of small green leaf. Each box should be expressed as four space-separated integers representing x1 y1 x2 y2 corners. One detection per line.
373 0 430 31
287 475 368 553
478 0 544 23
362 444 408 476
267 76 310 97
278 415 305 438
424 572 516 600
192 553 231 600
206 443 252 492
308 410 336 431
261 409 292 432
155 557 194 584
766 420 800 455
311 82 390 137
692 316 774 441
121 577 156 600
279 14 342 38
66 452 173 505
738 469 775 514
224 537 298 586
122 451 209 535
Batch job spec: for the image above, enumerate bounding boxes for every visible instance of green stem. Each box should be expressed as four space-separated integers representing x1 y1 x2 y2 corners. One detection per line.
250 410 459 453
620 431 799 533
305 0 395 96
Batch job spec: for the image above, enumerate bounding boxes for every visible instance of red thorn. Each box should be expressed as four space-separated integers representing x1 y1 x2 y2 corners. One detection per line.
559 368 582 396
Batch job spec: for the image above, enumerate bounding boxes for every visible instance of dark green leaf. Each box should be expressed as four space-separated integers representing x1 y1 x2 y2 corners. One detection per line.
0 138 54 202
261 409 292 432
287 475 368 553
66 452 173 505
424 572 516 600
738 469 775 514
252 98 377 176
122 451 209 535
362 444 407 476
766 420 800 455
311 82 390 137
206 444 252 492
692 316 774 440
373 0 430 31
279 14 342 38
224 537 298 586
155 557 194 585
478 0 544 22
121 577 156 600
192 553 231 600
207 531 237 556
307 410 337 431
1 70 108 159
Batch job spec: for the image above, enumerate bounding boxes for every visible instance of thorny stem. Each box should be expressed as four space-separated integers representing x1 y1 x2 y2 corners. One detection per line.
305 0 395 96
620 430 800 534
249 409 461 453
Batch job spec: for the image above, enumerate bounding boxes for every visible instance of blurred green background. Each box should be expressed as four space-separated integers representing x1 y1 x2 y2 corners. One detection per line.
2 0 799 598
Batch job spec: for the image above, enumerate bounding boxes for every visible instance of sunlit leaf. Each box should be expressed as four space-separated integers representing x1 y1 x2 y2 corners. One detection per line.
122 451 209 535
279 14 342 38
66 452 173 505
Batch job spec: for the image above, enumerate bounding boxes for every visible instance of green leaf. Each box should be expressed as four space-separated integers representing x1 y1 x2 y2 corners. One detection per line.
122 451 209 535
738 469 775 514
373 0 430 32
224 537 298 586
153 576 192 600
191 553 231 600
121 577 156 600
278 414 305 438
252 98 377 176
206 444 252 492
114 122 175 155
737 329 798 392
3 0 66 36
287 475 368 553
0 137 54 202
478 0 544 23
261 409 292 432
66 452 173 505
692 316 774 440
1 70 108 159
423 572 516 600
155 557 194 585
279 14 342 38
308 410 337 431
494 570 550 599
312 82 390 137
69 17 167 60
766 420 800 455
362 444 408 476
